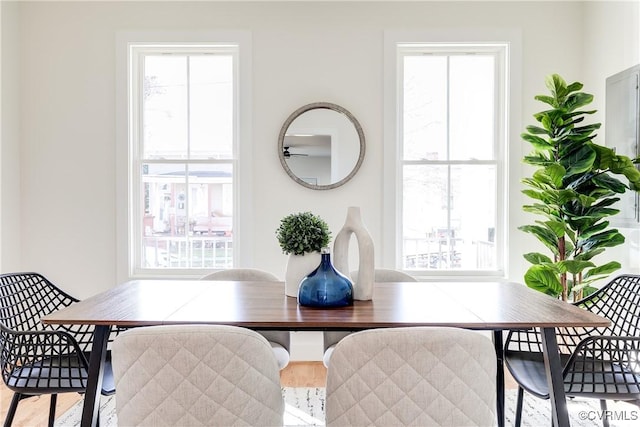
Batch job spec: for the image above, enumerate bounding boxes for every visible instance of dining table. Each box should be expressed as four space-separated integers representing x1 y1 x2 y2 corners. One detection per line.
42 279 609 427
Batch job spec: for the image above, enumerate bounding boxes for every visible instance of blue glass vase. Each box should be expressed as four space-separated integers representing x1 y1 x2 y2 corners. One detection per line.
298 248 354 308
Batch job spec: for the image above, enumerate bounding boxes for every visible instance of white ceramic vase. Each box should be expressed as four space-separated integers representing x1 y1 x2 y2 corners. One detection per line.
284 252 322 297
333 206 375 300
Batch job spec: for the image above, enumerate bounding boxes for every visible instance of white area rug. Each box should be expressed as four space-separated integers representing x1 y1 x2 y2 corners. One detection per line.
55 387 639 426
55 387 325 427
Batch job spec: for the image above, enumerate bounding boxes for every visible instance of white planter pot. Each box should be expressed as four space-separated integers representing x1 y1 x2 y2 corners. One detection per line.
285 252 322 297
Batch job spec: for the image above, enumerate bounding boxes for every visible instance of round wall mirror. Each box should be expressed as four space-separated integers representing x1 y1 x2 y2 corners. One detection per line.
278 102 365 190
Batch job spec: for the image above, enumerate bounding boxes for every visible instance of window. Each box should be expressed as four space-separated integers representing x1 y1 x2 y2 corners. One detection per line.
387 42 508 277
128 43 240 276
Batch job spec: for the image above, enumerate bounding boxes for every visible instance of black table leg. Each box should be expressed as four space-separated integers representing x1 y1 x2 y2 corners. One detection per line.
81 325 110 427
493 330 505 427
540 327 569 427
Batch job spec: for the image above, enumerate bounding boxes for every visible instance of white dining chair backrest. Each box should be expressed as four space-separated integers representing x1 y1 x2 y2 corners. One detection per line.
326 327 497 427
112 324 284 427
201 268 290 369
322 269 418 367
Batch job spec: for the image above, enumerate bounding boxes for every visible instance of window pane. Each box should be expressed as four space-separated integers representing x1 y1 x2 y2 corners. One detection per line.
190 56 233 159
188 164 233 234
132 44 239 275
143 163 186 237
403 165 496 270
403 56 447 160
143 56 188 159
450 165 496 270
449 56 495 160
403 165 451 269
142 163 233 269
403 165 447 236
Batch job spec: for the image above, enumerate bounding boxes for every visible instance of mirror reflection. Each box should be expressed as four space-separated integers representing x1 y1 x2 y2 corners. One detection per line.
278 102 365 190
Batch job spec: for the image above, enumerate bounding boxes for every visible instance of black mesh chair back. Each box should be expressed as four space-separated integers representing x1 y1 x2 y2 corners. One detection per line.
0 272 96 349
505 274 640 427
0 272 96 427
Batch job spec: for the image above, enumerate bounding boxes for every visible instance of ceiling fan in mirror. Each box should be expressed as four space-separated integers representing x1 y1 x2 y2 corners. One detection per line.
283 146 308 159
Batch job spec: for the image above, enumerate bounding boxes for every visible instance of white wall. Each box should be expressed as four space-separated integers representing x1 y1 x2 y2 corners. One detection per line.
0 1 637 358
11 0 586 295
0 1 21 272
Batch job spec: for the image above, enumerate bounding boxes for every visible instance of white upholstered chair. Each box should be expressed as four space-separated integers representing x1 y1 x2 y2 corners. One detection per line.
201 268 290 369
322 269 417 367
325 327 497 427
112 325 284 427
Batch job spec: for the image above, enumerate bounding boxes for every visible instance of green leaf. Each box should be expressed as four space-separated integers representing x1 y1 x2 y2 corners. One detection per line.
579 220 609 239
522 189 549 203
566 81 584 93
607 155 640 189
592 144 616 169
545 74 567 99
522 204 559 220
555 189 579 205
534 95 557 107
519 224 560 255
564 92 594 112
522 203 554 213
574 247 605 261
522 133 553 151
581 285 599 298
524 265 563 297
570 283 599 300
558 259 594 275
523 155 552 166
583 261 621 279
533 164 566 188
562 145 596 176
572 123 601 135
576 193 597 207
578 229 625 253
591 174 627 193
546 164 566 187
526 125 550 135
523 252 553 265
544 220 566 238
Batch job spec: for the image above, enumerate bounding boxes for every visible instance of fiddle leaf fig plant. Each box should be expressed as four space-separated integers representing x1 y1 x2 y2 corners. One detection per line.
520 74 640 301
276 211 331 256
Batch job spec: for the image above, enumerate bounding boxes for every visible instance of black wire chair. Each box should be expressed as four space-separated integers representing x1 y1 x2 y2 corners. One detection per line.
0 272 115 427
505 274 640 427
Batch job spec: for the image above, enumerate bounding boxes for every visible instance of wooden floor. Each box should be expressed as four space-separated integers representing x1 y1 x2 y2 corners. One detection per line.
1 361 515 426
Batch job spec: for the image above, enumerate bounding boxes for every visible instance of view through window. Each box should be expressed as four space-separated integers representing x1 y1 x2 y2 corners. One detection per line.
130 46 237 273
399 45 506 274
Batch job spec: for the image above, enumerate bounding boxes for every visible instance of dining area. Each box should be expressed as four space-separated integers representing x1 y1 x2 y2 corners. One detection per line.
3 1 640 426
4 271 638 427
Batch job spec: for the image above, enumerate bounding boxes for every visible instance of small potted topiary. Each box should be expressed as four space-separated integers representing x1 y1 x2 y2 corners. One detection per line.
276 211 331 297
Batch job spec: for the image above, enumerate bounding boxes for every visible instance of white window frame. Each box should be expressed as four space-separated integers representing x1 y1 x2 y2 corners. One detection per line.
384 30 518 280
116 31 252 281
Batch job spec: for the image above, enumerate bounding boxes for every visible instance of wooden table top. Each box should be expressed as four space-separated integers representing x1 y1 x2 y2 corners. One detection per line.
42 280 609 330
